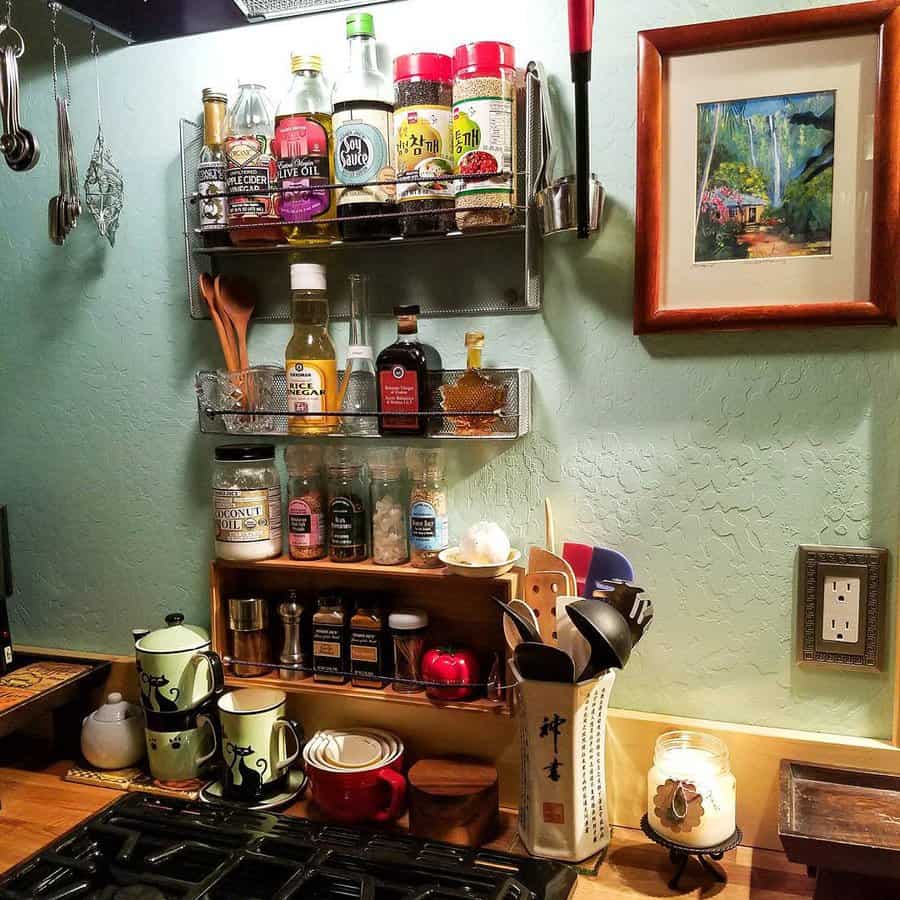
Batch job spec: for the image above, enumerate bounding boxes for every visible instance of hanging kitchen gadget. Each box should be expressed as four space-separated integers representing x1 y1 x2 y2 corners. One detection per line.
0 1 39 171
568 0 595 238
49 2 80 245
84 24 123 247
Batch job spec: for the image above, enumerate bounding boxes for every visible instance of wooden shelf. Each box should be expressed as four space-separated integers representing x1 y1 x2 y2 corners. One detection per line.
215 555 521 585
210 556 518 719
223 671 511 716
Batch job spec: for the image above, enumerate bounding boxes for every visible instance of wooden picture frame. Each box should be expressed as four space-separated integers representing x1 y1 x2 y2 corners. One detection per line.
634 0 899 333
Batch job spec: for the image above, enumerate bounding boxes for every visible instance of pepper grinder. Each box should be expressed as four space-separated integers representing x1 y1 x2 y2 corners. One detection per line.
278 598 307 681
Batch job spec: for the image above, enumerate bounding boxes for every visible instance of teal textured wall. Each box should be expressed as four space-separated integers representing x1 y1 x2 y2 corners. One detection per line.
0 0 895 739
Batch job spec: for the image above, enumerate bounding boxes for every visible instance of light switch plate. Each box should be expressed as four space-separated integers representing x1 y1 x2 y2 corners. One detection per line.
797 545 888 671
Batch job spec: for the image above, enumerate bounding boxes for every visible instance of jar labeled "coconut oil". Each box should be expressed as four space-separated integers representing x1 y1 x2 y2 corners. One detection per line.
213 444 282 561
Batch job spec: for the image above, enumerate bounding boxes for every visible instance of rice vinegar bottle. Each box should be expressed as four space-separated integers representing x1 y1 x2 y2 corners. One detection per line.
275 55 338 246
285 263 339 435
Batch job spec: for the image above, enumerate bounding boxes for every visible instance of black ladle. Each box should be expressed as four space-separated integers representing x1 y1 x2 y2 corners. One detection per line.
515 642 576 683
492 595 542 644
566 599 632 681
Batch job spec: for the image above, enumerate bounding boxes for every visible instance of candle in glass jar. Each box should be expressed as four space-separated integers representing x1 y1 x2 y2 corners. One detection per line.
647 731 736 848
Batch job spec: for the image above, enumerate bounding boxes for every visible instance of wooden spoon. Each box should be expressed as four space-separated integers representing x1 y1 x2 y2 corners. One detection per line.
215 275 255 372
199 273 240 373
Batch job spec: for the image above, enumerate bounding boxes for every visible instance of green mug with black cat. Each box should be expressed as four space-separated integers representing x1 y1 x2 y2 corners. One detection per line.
217 688 301 801
145 713 217 783
134 613 224 714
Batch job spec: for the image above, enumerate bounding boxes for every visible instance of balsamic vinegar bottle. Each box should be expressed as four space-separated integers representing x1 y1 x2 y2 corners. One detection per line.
376 305 429 436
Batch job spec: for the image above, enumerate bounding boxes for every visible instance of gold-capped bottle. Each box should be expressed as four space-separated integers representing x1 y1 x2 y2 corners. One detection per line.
274 55 338 246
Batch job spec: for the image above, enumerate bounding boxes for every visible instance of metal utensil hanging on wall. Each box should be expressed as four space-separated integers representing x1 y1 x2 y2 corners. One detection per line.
0 0 40 171
48 1 80 245
84 24 122 247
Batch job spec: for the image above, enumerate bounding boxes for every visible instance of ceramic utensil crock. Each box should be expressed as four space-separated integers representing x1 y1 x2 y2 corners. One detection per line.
217 688 301 801
80 692 145 770
134 613 224 714
145 714 217 783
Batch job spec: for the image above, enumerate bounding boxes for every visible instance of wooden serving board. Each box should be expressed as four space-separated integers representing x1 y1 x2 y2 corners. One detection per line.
65 763 206 801
0 661 92 711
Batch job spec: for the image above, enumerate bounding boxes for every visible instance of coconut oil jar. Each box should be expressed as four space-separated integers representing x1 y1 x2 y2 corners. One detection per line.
647 730 736 848
213 444 282 561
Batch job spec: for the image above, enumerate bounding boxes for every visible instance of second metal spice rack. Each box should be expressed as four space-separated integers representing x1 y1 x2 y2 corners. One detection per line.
180 63 545 321
195 367 532 439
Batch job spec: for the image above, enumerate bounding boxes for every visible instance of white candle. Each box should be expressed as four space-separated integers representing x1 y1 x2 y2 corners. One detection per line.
647 732 736 849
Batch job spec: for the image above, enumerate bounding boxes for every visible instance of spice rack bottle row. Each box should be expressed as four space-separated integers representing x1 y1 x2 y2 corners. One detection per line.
209 556 520 717
180 62 544 321
196 367 532 439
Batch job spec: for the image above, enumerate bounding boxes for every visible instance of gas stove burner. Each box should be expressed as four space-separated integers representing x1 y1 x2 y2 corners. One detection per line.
107 887 167 900
0 794 577 900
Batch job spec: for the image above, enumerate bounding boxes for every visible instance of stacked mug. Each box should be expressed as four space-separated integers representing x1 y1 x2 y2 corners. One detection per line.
135 613 224 783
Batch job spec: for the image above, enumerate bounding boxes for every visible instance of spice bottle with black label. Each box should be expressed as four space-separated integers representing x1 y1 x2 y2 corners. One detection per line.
327 446 369 562
332 13 398 240
312 592 347 683
350 597 386 688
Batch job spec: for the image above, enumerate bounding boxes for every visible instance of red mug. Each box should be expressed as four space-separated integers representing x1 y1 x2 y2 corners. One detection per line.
308 759 407 824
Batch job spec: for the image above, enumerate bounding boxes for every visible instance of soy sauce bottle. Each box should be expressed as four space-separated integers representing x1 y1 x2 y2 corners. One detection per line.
332 13 399 240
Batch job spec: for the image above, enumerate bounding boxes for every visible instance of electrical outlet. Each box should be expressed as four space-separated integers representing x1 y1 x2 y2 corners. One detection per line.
821 575 860 643
797 545 888 670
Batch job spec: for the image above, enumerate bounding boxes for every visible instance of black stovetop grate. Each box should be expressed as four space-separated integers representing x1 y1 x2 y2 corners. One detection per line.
0 793 577 899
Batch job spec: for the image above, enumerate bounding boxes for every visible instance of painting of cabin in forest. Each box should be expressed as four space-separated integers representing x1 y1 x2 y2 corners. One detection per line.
694 90 835 263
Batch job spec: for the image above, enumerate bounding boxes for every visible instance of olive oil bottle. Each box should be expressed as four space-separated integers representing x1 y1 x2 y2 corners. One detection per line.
285 263 338 435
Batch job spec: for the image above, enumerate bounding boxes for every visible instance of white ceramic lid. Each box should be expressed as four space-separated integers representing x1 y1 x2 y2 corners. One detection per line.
388 609 429 631
91 693 140 723
136 613 209 654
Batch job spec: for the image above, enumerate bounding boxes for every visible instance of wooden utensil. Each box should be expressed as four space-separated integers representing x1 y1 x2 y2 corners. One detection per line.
199 273 239 372
524 570 568 644
528 546 577 597
215 275 255 371
408 757 499 846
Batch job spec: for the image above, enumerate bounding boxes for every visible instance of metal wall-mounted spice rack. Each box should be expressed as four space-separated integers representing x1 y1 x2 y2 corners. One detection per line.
195 367 532 439
180 63 545 321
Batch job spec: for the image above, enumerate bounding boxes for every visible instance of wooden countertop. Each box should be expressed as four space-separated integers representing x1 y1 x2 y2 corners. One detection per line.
0 762 812 898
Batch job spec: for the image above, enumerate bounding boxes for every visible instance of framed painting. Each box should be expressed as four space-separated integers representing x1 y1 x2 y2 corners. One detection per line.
634 0 899 333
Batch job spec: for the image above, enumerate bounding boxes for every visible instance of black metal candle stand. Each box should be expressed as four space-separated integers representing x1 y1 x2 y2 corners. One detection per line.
640 814 743 890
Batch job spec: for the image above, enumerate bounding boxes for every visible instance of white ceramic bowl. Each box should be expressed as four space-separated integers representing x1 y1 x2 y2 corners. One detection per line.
303 728 403 774
439 547 521 578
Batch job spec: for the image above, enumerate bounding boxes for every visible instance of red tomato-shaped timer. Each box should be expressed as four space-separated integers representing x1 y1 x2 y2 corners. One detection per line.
422 647 480 701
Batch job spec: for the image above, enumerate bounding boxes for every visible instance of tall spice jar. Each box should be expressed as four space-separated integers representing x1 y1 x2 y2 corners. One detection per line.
213 444 282 561
350 596 386 688
452 42 517 230
285 445 326 560
327 446 369 562
370 447 408 565
394 53 455 237
313 592 347 683
389 609 429 693
408 447 448 569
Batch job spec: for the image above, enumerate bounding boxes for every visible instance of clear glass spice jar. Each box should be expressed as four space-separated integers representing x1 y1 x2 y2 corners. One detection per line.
213 444 282 561
370 447 408 566
389 609 429 693
228 597 271 677
285 445 326 560
327 445 369 563
408 447 448 568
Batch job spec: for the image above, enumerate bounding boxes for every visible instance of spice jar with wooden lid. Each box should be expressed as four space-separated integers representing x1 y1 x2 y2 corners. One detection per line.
228 597 271 677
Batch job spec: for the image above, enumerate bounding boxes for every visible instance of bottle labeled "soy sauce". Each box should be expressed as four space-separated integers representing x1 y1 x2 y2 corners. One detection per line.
332 13 398 241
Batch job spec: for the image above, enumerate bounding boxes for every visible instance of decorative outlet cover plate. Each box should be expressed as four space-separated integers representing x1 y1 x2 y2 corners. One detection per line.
796 545 888 671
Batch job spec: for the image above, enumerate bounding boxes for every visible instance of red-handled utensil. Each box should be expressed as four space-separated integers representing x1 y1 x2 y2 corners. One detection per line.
568 0 595 238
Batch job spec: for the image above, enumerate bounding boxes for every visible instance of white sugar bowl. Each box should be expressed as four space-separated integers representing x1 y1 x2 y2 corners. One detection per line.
81 692 146 770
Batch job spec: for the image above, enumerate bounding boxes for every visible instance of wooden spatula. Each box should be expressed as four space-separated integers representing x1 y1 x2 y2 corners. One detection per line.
199 273 239 372
524 570 569 644
215 275 255 372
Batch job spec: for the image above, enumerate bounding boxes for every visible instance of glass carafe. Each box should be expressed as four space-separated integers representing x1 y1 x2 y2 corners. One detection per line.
338 274 378 435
